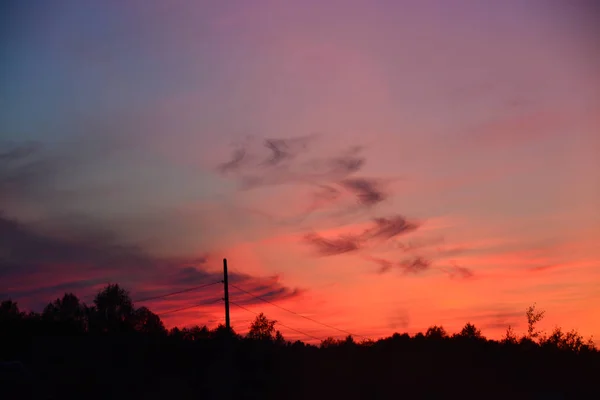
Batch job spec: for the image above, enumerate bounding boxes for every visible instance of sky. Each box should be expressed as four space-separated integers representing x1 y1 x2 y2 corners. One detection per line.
1 0 599 344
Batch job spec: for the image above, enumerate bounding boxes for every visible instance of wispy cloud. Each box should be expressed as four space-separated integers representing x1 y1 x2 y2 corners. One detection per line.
218 134 318 183
439 263 475 279
364 256 394 274
228 274 304 305
324 145 366 178
365 255 432 275
393 236 446 252
217 148 247 173
262 135 315 166
218 134 319 174
365 255 473 279
308 184 343 210
303 232 362 256
363 216 419 241
217 136 374 193
340 177 387 207
216 135 400 225
303 214 420 257
399 256 432 274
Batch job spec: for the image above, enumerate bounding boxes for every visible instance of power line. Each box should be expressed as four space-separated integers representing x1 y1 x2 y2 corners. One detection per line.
135 281 222 303
157 298 223 316
229 283 367 339
229 300 323 342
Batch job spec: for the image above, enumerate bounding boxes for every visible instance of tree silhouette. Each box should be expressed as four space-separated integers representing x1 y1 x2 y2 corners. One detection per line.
211 323 235 339
42 293 87 333
526 303 545 341
132 306 166 335
0 300 25 337
320 336 339 348
89 284 135 334
169 326 183 340
247 312 277 341
502 325 518 344
0 299 22 321
0 283 598 399
543 327 590 353
181 325 210 341
456 322 483 339
426 325 448 339
274 330 286 345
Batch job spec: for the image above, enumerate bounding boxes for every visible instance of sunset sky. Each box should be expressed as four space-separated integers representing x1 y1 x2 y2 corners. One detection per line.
1 0 599 344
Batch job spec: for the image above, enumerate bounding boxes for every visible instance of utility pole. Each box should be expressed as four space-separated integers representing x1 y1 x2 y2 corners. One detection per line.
223 258 230 332
220 258 234 400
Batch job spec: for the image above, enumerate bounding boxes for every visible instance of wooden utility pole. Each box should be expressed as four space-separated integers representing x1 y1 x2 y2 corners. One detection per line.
220 258 234 399
223 258 231 331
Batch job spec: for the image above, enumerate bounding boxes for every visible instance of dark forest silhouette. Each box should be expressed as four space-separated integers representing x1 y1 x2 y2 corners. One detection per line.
1 284 598 399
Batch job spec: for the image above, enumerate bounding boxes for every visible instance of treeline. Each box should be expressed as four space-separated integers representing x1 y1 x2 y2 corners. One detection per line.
1 284 599 399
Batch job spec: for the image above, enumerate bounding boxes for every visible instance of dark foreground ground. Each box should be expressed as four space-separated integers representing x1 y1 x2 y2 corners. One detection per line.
2 333 599 400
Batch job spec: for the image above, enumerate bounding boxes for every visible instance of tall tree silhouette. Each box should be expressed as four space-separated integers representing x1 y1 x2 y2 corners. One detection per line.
247 312 279 341
89 284 135 334
526 303 545 340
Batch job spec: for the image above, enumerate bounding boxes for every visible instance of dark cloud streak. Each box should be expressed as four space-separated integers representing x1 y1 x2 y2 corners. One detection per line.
364 256 394 274
218 148 247 173
217 135 367 190
340 178 387 207
0 214 302 311
262 135 315 167
366 255 474 278
215 135 399 224
325 146 365 177
303 232 361 256
399 256 432 274
303 214 419 257
363 216 419 241
439 263 475 279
